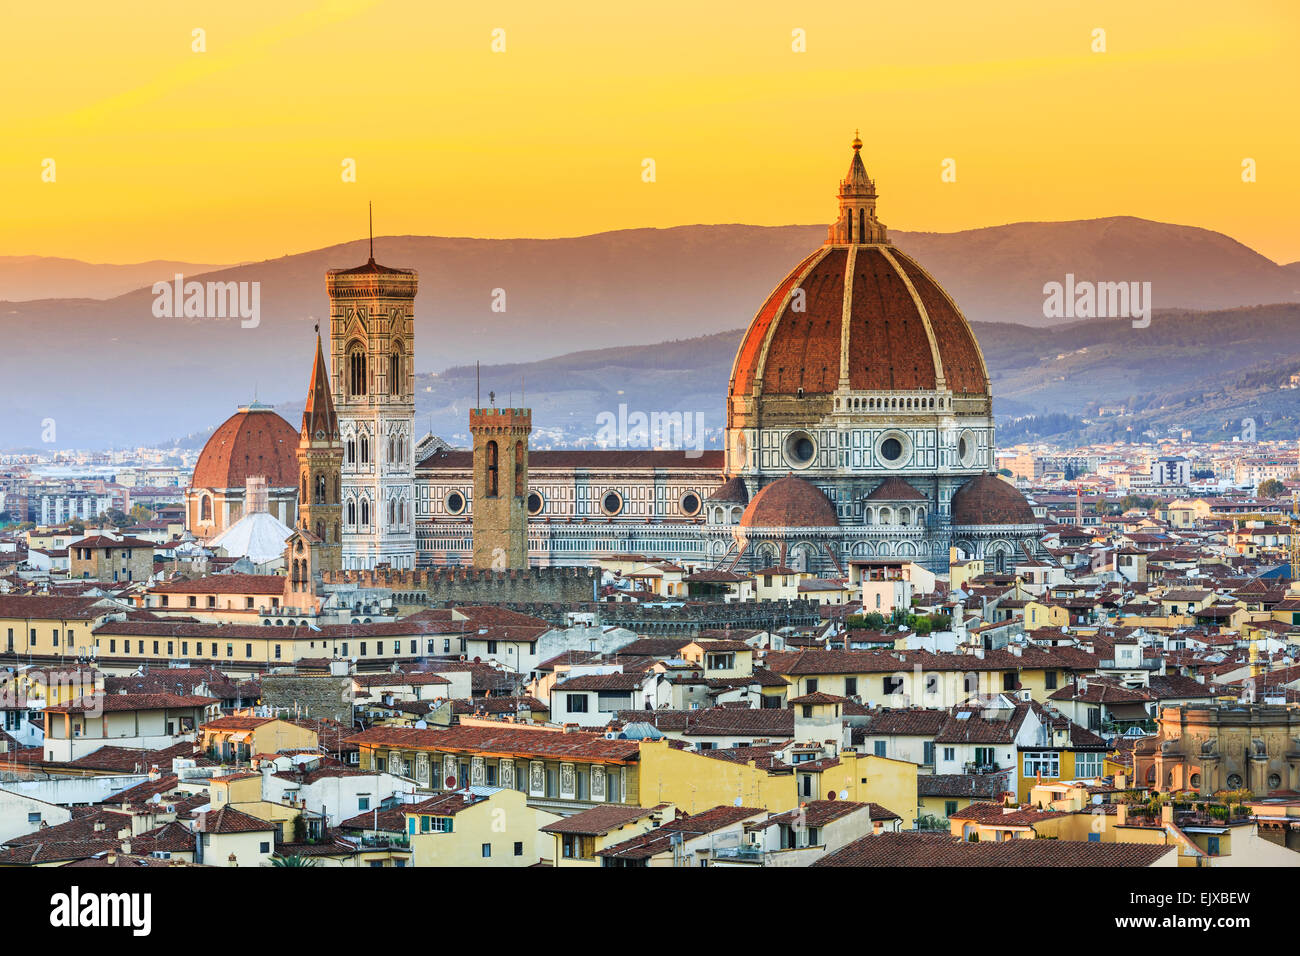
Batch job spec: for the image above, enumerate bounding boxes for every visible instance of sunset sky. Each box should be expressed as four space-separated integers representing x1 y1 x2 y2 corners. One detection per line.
6 0 1298 265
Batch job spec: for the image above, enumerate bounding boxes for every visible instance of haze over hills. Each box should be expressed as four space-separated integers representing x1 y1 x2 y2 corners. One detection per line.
0 256 235 302
3 217 1298 450
260 304 1300 455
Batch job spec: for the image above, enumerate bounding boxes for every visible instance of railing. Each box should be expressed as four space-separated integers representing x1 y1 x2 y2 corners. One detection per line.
711 845 764 862
1098 659 1161 670
359 834 410 849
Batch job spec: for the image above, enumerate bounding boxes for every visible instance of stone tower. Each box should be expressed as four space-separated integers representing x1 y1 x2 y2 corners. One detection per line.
296 330 343 574
469 405 531 570
326 239 418 570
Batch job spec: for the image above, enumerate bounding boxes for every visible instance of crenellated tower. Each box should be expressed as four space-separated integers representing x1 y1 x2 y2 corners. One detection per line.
469 405 531 570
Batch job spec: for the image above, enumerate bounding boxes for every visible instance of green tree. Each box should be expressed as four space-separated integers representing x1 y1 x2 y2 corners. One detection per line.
271 854 317 867
1258 478 1286 498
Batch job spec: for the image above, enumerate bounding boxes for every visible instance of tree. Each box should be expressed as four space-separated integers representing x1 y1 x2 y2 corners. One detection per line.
271 854 317 867
1258 478 1286 498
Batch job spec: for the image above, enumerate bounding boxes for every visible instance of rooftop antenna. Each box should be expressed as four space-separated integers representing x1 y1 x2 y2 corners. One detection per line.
476 361 481 407
368 201 374 261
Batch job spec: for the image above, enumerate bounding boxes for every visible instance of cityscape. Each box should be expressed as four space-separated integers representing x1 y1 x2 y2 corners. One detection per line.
2 0 1296 930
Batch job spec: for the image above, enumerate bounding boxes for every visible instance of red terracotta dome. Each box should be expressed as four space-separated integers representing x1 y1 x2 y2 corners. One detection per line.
740 475 839 528
950 474 1037 526
191 403 299 490
729 138 988 402
730 245 988 398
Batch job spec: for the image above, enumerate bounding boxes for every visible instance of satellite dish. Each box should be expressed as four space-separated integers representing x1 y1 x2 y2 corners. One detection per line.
445 775 456 788
1092 794 1102 805
733 797 742 806
840 789 848 800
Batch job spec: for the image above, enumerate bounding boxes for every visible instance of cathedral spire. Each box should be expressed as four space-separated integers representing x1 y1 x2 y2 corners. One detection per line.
827 132 887 245
301 327 339 441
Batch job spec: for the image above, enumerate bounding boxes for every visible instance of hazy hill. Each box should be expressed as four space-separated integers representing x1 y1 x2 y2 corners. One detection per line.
0 256 234 301
247 304 1300 456
3 218 1298 449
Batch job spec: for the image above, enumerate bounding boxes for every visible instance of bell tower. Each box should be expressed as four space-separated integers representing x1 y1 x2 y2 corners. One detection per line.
469 404 531 570
326 217 418 571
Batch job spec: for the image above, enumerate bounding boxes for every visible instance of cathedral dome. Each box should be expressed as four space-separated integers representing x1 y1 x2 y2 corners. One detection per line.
740 475 839 528
950 474 1037 526
728 139 988 402
191 403 299 490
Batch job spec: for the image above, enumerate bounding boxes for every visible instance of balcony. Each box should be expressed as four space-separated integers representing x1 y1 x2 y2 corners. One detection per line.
1099 658 1161 670
711 845 765 863
359 834 410 849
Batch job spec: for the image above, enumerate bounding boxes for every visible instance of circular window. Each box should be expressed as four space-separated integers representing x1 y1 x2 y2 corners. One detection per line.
784 431 816 467
958 429 978 467
445 491 466 515
880 437 903 462
680 492 701 516
527 491 544 516
1226 773 1242 790
1268 773 1282 790
601 491 624 516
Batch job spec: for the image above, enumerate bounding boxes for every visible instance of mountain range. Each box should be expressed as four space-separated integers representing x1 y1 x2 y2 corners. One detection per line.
3 217 1298 450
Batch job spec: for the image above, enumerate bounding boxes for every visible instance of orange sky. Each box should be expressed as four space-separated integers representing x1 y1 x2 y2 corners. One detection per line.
5 0 1298 264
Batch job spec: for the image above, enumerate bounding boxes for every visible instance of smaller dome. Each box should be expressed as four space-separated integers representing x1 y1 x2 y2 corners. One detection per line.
706 477 749 504
191 404 298 490
865 477 926 501
951 475 1037 526
740 475 839 528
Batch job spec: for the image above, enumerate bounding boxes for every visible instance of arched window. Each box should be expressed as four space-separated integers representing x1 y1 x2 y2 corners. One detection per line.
200 495 212 521
333 475 340 503
514 441 524 497
346 439 356 464
301 475 307 500
315 474 326 504
347 500 356 526
486 441 499 497
348 345 367 397
389 345 403 397
360 434 369 464
389 498 396 526
316 519 325 541
388 435 395 463
360 499 369 526
859 208 865 241
333 520 340 543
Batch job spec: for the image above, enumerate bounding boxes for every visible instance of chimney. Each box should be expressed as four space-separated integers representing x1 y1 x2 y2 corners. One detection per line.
1161 804 1174 825
1115 772 1127 790
1116 803 1128 825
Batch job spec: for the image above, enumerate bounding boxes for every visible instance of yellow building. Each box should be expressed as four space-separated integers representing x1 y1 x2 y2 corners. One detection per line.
0 594 114 659
200 714 319 763
348 723 642 814
540 803 675 867
404 787 559 866
636 739 917 824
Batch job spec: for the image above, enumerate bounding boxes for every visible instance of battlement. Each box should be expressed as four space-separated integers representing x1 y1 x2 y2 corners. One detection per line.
321 564 598 606
469 407 532 431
